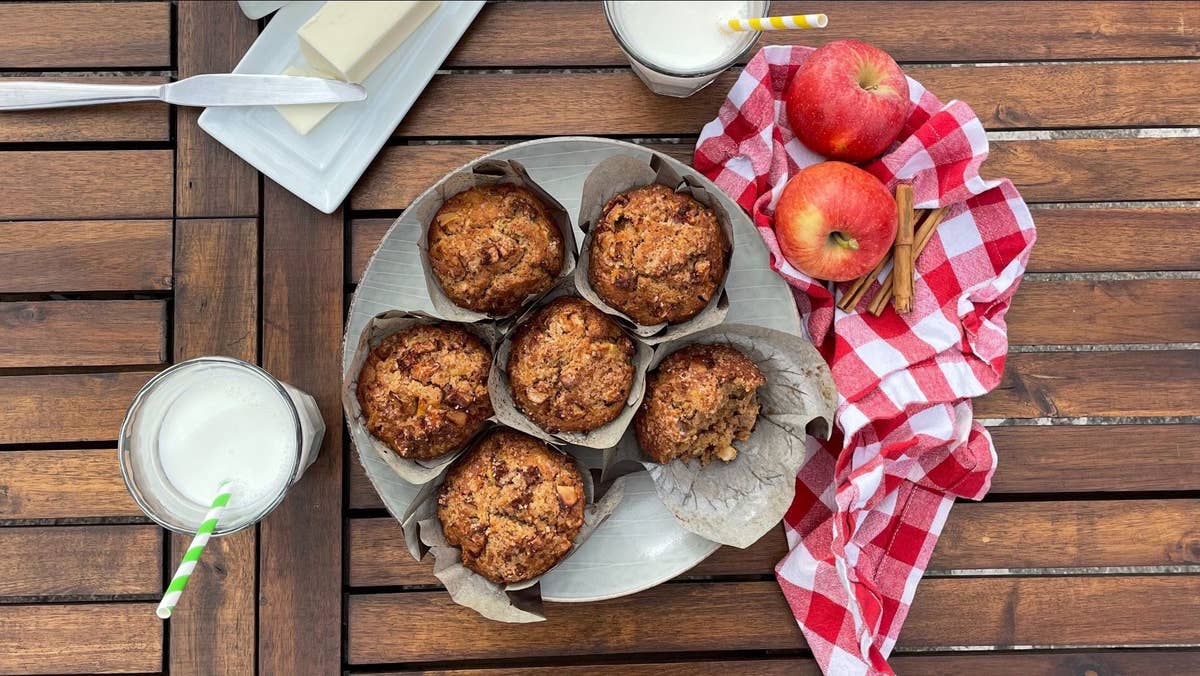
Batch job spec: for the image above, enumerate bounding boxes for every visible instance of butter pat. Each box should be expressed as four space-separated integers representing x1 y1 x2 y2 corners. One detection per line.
276 65 340 135
297 1 442 83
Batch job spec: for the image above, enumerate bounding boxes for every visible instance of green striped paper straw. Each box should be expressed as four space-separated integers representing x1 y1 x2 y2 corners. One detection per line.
156 479 234 620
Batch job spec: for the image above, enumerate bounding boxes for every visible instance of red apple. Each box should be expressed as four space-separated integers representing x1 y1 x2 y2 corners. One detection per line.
774 161 897 281
785 40 911 163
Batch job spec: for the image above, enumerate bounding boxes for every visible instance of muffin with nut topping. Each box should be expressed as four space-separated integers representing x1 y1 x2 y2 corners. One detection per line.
507 296 636 433
428 184 564 315
356 323 492 461
588 183 728 325
437 429 585 584
635 343 766 465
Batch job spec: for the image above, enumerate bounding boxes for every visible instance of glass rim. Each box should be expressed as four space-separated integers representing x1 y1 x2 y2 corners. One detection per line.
602 0 771 79
117 356 304 536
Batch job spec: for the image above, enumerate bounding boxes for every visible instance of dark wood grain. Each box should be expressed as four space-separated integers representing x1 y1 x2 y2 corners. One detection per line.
0 300 167 368
0 525 160 597
931 499 1200 570
175 1 259 218
904 576 1200 648
357 651 1200 676
0 151 172 220
0 449 139 519
0 603 161 675
349 498 1197 587
1027 207 1200 273
0 220 173 293
351 139 1200 212
0 372 154 444
348 582 802 663
989 138 1200 203
978 351 1200 418
169 219 259 676
0 2 170 69
1007 280 1200 345
990 424 1200 493
0 76 168 143
395 64 1198 139
447 1 1200 67
259 180 343 675
347 576 1199 663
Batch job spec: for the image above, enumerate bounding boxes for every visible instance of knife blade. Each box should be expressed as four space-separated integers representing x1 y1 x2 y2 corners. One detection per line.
0 74 367 111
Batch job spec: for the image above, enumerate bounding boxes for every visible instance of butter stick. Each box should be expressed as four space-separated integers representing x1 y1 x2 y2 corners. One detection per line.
297 1 442 83
275 65 340 135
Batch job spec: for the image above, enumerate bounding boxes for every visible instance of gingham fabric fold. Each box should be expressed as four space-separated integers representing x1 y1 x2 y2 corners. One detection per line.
694 46 1036 675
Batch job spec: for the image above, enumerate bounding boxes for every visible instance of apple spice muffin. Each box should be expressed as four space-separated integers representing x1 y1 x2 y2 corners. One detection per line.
428 184 564 315
635 344 767 465
507 296 636 433
437 429 585 584
588 183 728 325
356 323 493 461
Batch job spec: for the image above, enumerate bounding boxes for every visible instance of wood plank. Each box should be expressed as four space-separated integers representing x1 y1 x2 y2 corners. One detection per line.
0 603 161 675
0 525 160 597
0 151 173 220
259 180 343 675
1007 280 1200 345
978 351 1200 418
0 300 167 368
351 139 1200 212
903 576 1200 648
1027 207 1200 273
175 1 259 218
931 499 1200 570
351 208 1200 283
355 651 1200 676
448 1 1200 66
0 449 140 519
0 371 154 444
0 220 173 293
349 582 801 663
989 424 1200 494
395 64 1199 140
348 498 1198 586
0 2 170 69
347 576 1200 662
349 458 382 510
989 138 1200 203
169 219 258 676
0 76 168 143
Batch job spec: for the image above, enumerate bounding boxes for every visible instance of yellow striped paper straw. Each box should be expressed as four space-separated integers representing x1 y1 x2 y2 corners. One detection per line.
724 14 829 32
156 480 233 620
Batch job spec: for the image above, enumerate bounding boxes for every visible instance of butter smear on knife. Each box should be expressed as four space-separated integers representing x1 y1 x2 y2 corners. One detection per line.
278 0 441 135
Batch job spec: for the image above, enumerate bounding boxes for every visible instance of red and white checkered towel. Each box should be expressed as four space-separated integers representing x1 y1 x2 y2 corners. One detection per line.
695 46 1036 675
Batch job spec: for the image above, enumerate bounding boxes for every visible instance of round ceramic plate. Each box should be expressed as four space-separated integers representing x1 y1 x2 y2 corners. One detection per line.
344 137 801 602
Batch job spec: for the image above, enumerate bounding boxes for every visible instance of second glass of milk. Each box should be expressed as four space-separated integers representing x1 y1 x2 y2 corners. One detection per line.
605 1 770 97
119 357 325 535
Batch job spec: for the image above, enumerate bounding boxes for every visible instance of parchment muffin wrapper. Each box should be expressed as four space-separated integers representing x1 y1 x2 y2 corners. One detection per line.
574 152 732 345
602 324 837 548
417 158 577 322
488 277 653 450
342 310 500 487
402 433 628 622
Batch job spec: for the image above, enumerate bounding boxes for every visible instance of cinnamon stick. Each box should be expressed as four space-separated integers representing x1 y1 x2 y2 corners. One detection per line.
868 207 949 316
891 185 916 313
838 206 930 312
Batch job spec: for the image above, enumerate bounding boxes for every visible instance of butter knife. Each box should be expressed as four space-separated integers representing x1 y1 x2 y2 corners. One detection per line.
0 74 367 111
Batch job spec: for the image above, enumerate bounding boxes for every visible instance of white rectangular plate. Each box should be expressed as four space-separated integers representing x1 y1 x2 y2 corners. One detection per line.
200 0 485 213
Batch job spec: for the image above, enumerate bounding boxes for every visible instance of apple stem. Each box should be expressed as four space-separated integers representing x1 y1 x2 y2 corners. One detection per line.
831 231 860 251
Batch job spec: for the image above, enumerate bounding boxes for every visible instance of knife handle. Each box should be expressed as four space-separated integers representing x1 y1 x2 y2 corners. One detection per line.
0 81 164 111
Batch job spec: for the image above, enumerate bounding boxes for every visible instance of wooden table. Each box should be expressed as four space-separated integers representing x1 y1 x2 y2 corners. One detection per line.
1 2 1197 674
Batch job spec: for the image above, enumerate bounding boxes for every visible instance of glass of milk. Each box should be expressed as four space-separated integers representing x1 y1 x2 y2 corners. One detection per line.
604 1 770 97
119 357 325 535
